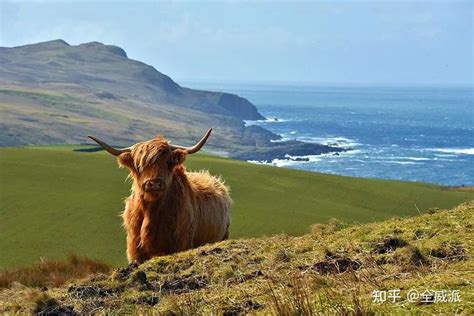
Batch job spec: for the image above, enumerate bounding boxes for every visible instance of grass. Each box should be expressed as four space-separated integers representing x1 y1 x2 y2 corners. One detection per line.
0 201 472 314
0 146 473 269
0 87 131 124
0 253 111 289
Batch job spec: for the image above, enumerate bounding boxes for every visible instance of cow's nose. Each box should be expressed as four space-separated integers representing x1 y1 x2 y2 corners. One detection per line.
144 178 161 191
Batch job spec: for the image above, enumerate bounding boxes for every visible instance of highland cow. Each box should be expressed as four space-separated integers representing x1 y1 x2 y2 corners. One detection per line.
88 129 231 263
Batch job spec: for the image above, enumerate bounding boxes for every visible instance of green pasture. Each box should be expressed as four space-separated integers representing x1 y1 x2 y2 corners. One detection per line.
0 146 472 268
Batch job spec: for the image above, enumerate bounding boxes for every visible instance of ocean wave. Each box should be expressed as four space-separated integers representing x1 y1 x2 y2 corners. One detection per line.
298 136 362 148
433 153 457 158
380 156 431 161
406 157 431 161
269 157 324 167
388 161 422 165
243 117 289 126
247 159 301 167
247 154 326 167
374 160 423 165
284 153 331 161
273 158 319 167
271 134 362 148
247 150 361 167
428 148 474 155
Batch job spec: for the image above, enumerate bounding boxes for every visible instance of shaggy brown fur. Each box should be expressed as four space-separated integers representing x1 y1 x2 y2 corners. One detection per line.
116 136 231 263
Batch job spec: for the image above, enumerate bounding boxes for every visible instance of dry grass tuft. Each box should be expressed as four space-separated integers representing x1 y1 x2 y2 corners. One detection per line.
267 274 317 315
0 253 111 289
33 293 75 315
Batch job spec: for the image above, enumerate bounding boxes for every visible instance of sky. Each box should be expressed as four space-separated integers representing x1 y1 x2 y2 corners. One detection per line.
0 0 472 86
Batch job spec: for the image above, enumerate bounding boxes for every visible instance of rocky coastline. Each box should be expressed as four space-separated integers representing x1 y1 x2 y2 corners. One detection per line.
233 140 348 162
232 125 349 162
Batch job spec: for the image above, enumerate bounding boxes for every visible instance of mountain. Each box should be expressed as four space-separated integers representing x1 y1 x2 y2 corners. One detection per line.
0 40 343 159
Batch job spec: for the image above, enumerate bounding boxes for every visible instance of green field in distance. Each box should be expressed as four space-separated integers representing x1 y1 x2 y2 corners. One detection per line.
1 146 472 268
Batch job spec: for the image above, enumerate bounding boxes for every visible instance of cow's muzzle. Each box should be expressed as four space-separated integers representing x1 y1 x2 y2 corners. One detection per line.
143 178 162 192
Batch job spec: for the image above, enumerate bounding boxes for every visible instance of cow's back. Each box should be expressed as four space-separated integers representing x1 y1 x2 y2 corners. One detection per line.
186 171 231 246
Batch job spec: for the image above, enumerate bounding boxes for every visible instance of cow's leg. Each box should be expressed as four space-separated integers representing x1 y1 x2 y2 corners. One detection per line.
123 201 147 263
222 222 230 240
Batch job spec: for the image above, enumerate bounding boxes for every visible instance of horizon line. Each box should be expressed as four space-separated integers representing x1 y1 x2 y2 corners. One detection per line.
176 78 474 89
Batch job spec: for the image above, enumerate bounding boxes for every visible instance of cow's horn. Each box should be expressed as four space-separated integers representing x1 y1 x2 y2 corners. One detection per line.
170 128 212 154
88 135 132 156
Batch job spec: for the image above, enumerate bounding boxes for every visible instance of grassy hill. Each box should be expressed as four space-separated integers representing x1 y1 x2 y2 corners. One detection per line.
1 146 472 270
1 40 343 161
1 202 472 314
0 39 270 154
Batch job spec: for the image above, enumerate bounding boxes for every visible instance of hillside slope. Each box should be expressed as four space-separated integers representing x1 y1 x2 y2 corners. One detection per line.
0 40 342 159
1 202 472 314
0 40 261 150
0 40 263 121
1 146 472 269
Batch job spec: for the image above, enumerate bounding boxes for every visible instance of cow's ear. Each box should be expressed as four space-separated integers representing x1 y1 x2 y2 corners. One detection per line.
118 152 136 171
170 149 187 167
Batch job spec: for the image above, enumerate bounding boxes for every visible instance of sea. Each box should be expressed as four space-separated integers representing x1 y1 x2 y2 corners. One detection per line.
183 82 473 186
